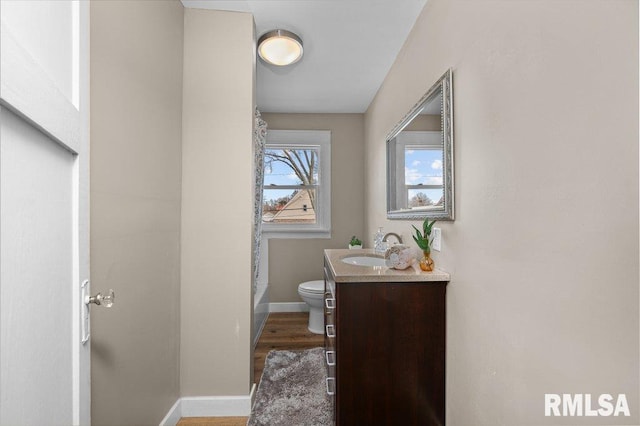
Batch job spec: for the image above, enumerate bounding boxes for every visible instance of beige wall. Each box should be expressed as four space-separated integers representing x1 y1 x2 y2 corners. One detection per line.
262 114 365 302
365 0 639 424
181 9 255 395
405 114 440 131
90 1 184 424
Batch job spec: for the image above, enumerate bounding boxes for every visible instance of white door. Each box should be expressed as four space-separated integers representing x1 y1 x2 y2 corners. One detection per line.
0 1 90 425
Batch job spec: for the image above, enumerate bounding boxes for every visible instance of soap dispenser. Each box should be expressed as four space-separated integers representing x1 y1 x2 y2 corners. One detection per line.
374 227 387 254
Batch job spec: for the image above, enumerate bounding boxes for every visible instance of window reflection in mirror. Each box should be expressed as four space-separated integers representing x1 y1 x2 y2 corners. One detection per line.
386 69 453 220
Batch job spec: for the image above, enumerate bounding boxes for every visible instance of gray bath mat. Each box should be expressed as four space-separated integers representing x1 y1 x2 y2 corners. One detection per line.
248 347 332 426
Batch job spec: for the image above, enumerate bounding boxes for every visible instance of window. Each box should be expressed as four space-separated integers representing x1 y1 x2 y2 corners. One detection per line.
262 130 331 237
390 131 444 211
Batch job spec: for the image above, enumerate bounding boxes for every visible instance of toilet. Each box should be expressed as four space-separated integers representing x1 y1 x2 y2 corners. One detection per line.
297 280 325 334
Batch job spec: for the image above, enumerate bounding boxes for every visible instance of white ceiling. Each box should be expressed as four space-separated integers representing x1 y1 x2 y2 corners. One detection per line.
181 0 427 113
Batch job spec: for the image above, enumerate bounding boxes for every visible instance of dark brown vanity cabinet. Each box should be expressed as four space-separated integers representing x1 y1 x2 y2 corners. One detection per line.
324 263 447 425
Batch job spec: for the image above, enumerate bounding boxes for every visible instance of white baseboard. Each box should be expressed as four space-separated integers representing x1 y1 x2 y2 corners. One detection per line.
269 302 309 313
180 388 256 417
253 312 268 348
159 384 256 426
159 399 182 426
253 284 269 348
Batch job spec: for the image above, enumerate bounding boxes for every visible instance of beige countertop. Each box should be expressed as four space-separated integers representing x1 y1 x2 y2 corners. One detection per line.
324 248 450 283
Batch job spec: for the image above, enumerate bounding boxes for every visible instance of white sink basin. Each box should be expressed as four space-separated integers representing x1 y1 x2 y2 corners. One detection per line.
341 255 387 267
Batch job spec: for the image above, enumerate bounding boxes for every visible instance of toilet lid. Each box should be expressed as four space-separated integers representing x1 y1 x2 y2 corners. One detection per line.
299 280 324 294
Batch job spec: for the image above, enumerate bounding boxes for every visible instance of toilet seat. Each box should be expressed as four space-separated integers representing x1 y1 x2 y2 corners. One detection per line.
298 280 324 294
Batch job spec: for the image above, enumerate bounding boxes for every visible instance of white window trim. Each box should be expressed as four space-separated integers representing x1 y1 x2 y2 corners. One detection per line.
262 129 331 239
394 131 443 210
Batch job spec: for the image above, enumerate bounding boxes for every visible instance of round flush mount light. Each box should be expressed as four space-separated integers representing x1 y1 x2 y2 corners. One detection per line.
257 29 303 66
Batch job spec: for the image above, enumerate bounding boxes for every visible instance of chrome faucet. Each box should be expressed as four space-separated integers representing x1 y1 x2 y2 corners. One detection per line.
382 232 402 245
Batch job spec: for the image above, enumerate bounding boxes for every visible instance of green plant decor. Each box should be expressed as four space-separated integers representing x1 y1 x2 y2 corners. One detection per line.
349 236 362 246
412 218 437 253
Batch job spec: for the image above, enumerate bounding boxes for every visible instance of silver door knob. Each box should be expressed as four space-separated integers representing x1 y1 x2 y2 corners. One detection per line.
86 289 115 308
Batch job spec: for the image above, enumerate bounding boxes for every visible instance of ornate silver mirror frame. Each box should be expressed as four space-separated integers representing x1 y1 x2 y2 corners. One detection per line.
386 69 454 220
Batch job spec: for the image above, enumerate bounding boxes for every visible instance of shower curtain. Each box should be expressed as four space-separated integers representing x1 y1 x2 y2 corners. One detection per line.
253 108 267 293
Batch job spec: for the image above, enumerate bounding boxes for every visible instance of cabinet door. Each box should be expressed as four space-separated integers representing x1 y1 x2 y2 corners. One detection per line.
336 282 446 425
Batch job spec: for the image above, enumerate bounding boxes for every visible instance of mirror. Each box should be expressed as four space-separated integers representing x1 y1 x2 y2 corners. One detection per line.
386 69 454 220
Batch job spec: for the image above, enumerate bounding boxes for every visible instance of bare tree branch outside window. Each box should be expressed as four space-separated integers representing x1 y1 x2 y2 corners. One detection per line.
265 148 318 210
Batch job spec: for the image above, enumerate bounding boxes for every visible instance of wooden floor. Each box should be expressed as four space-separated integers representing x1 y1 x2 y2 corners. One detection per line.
253 312 325 381
177 312 324 426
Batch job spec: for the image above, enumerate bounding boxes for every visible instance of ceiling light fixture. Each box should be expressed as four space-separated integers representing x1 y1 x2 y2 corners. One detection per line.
257 29 303 66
